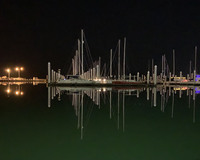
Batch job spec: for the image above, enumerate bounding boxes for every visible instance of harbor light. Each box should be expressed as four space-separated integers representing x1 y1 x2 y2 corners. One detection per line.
6 68 11 79
94 78 101 81
102 79 106 83
15 67 24 78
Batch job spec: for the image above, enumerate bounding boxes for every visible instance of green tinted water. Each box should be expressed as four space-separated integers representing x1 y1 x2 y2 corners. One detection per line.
1 85 200 160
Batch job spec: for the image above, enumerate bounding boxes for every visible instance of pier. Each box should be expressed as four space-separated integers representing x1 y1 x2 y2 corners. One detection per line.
0 77 46 83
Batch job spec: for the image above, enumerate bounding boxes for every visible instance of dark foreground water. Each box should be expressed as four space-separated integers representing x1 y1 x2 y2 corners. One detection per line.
0 84 200 160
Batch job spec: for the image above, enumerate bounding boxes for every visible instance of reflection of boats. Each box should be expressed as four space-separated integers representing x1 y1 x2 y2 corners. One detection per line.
47 85 198 139
48 86 128 139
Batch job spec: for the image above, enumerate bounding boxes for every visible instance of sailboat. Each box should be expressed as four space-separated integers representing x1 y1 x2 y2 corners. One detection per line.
57 29 98 85
56 31 144 86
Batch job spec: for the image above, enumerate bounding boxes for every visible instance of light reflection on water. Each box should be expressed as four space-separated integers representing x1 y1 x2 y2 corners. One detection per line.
48 85 198 139
1 83 200 159
1 82 44 97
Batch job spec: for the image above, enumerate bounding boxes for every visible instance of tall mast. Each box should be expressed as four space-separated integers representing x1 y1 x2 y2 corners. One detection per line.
195 46 197 72
190 60 192 78
152 59 154 76
164 54 166 76
162 55 164 76
173 49 175 77
75 50 78 75
110 49 112 78
118 39 121 80
99 57 101 77
78 39 81 75
123 37 126 80
72 58 74 75
81 29 84 75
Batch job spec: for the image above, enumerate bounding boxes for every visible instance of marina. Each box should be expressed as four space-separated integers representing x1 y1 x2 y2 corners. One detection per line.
2 1 200 159
47 30 200 87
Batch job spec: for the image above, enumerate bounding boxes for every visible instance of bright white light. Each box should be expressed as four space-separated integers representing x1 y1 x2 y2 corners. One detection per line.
6 69 10 73
15 67 24 71
6 89 11 93
15 91 19 95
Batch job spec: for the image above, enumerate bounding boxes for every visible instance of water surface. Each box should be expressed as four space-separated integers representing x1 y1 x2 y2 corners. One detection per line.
1 84 200 160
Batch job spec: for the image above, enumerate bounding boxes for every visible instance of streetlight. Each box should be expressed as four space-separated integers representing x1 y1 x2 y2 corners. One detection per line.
6 68 11 79
15 67 24 78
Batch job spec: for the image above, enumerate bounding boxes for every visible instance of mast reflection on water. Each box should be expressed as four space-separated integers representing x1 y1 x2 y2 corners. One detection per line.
47 85 198 139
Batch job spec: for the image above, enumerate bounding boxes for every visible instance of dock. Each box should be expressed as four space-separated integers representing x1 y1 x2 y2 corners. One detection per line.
0 78 46 83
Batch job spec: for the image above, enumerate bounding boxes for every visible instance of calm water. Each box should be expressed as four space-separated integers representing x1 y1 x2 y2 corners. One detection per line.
1 84 200 160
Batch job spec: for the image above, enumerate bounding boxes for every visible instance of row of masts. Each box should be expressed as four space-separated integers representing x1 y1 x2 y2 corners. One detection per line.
72 31 82 76
72 30 198 81
47 29 199 85
71 29 128 80
158 46 198 79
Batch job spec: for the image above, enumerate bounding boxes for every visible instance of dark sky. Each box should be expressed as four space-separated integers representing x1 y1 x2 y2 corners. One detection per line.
1 0 200 78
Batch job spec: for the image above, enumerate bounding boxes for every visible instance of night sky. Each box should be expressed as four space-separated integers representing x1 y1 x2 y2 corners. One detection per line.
1 0 200 78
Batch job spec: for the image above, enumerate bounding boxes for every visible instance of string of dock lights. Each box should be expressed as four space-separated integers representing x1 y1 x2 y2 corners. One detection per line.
94 78 107 83
5 67 24 78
